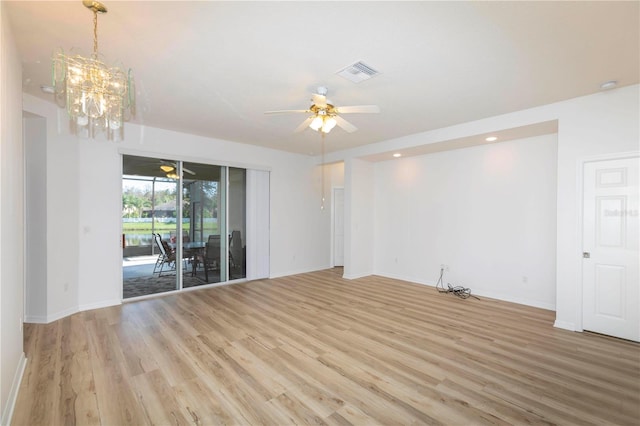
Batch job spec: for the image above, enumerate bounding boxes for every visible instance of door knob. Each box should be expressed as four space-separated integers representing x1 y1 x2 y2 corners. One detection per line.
583 252 591 258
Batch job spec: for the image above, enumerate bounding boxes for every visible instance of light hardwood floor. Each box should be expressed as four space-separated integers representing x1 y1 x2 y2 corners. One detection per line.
12 269 640 425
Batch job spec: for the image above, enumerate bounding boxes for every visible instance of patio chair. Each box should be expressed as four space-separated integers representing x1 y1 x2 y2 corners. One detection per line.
152 233 176 276
202 234 221 281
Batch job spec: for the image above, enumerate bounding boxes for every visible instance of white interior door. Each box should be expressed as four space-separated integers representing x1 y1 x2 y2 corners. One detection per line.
582 156 639 342
333 188 344 267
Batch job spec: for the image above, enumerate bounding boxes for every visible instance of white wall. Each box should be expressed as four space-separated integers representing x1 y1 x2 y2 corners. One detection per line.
24 114 47 321
0 3 26 423
22 95 334 321
554 87 639 331
22 96 80 322
374 134 558 309
330 83 639 330
269 154 331 277
344 158 374 279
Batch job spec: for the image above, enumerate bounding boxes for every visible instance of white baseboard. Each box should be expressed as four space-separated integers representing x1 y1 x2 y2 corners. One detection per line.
23 315 48 324
470 289 556 311
25 306 78 324
1 352 27 426
270 265 331 279
374 272 556 311
25 299 121 324
342 272 372 280
45 306 79 323
553 320 577 331
79 299 121 313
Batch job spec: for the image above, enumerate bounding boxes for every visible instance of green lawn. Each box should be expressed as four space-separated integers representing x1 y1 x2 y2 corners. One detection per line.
122 221 218 240
122 222 180 231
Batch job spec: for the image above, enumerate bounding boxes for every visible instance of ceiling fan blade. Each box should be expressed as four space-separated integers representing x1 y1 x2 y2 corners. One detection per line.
335 105 380 114
334 115 358 133
183 167 196 175
264 109 310 114
312 93 327 108
294 116 314 133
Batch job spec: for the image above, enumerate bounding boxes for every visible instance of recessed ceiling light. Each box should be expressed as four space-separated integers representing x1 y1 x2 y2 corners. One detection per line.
485 136 498 142
600 80 617 90
393 153 402 158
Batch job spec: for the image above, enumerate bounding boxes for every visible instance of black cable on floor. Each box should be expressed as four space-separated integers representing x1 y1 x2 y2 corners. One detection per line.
436 268 480 300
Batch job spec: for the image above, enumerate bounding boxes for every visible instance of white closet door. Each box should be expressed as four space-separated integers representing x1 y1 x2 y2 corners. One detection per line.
582 156 639 342
246 169 270 280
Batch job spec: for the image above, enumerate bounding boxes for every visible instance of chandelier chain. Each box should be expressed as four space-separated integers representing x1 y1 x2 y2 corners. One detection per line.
92 10 98 57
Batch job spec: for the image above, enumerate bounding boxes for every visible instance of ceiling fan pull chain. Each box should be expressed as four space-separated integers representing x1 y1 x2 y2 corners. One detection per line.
321 132 326 210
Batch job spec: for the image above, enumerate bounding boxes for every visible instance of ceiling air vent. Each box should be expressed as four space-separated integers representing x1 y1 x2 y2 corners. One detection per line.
336 61 380 83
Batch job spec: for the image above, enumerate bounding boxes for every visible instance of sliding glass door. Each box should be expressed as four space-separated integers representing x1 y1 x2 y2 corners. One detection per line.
182 162 226 285
122 155 246 299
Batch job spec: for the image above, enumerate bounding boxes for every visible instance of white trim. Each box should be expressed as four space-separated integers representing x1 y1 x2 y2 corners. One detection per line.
554 320 577 331
270 266 331 279
1 352 27 426
42 306 78 324
122 279 249 303
374 271 557 311
342 272 371 280
581 150 640 164
23 315 48 324
79 299 121 313
118 148 272 173
27 299 119 323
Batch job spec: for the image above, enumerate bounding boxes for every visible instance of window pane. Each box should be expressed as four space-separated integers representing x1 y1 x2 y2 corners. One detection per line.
122 155 179 298
229 167 246 280
183 162 225 284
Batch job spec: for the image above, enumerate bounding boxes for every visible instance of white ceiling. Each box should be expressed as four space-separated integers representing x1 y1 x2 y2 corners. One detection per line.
6 1 639 155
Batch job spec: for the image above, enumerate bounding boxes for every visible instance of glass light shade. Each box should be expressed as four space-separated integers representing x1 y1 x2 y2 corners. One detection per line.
53 48 134 141
321 117 337 133
309 116 324 131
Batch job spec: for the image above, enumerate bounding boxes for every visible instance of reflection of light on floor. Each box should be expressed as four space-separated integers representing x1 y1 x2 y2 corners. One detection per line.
122 255 157 267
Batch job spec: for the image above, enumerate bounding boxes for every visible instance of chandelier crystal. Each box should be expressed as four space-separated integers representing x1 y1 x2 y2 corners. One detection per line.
52 0 134 141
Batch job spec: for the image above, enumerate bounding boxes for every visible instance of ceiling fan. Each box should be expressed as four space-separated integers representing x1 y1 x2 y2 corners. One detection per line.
158 160 196 176
265 86 380 134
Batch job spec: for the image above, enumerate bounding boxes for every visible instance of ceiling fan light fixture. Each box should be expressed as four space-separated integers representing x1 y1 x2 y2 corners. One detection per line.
160 165 174 173
52 0 135 141
310 116 324 131
166 172 179 179
321 117 337 133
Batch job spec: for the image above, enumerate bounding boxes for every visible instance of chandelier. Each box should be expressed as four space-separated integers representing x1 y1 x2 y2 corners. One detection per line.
52 0 134 141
